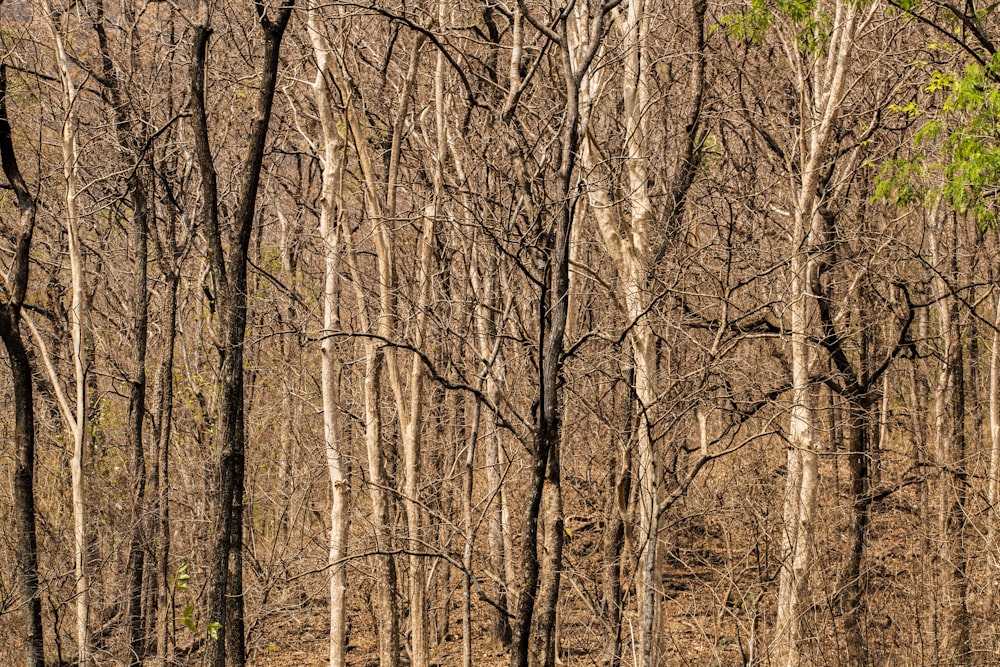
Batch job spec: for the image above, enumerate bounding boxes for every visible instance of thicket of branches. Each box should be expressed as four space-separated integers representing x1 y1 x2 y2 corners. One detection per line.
1 0 1000 665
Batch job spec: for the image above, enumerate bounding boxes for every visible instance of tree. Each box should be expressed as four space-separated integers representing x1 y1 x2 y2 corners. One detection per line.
306 5 350 664
188 1 294 664
90 2 153 659
0 60 44 667
39 4 93 660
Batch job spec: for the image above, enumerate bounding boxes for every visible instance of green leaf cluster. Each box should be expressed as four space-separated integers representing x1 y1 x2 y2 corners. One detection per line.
171 562 222 640
720 0 830 52
878 54 1000 227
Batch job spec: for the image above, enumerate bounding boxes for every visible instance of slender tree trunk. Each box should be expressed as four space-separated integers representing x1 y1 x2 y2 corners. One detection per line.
90 3 151 658
600 447 629 667
2 316 44 667
0 62 43 667
308 7 351 664
153 271 180 667
45 9 91 660
775 246 818 667
463 148 513 647
483 322 513 647
124 173 149 667
462 393 481 667
508 6 617 663
190 3 293 664
930 214 971 665
840 395 872 667
531 443 564 667
363 342 401 667
987 285 1000 587
773 6 862 663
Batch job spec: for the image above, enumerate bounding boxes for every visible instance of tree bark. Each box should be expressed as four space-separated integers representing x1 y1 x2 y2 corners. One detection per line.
91 3 152 657
153 270 180 667
308 7 351 665
773 5 862 663
0 61 44 667
190 3 293 665
45 7 92 660
930 213 971 665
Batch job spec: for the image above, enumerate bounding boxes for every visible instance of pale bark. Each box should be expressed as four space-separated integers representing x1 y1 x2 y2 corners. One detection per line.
576 2 660 658
330 34 429 667
772 4 864 663
929 213 971 665
395 30 443 664
462 393 481 667
308 7 351 665
336 30 427 667
458 139 514 647
477 252 513 646
988 287 1000 562
45 7 91 661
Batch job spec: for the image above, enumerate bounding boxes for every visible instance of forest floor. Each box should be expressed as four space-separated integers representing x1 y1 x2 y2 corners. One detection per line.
234 523 747 667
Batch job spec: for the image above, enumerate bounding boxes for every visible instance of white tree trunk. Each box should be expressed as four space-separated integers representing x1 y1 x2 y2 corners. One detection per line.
988 288 1000 556
329 30 425 667
45 7 90 663
774 231 818 667
307 8 351 665
771 5 863 663
576 2 659 659
928 213 971 663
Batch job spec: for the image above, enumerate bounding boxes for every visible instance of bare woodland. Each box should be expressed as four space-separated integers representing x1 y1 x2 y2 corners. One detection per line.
2 0 1000 665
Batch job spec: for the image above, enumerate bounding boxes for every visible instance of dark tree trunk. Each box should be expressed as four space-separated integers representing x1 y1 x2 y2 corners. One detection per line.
509 15 596 664
939 277 970 664
840 396 872 667
189 3 293 665
601 452 629 667
0 61 44 667
1 312 44 667
152 270 179 666
531 444 564 667
92 6 152 657
123 172 149 666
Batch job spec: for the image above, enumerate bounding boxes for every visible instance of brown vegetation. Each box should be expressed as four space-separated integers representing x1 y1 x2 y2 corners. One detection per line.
1 0 999 665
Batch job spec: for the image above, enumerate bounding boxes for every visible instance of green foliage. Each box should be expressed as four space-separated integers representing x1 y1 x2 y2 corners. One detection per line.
179 603 197 633
886 101 921 118
172 562 222 640
877 54 1000 227
720 0 830 52
720 0 773 43
172 561 190 592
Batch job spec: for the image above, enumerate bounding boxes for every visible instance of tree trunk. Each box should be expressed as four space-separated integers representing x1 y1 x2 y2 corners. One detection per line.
600 448 629 667
987 284 1000 604
153 271 180 667
462 393 481 667
930 213 971 665
363 342 401 667
0 62 43 667
45 8 91 660
308 7 351 664
190 3 293 664
531 443 564 667
123 170 149 667
773 6 862 663
90 3 151 658
840 395 872 666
